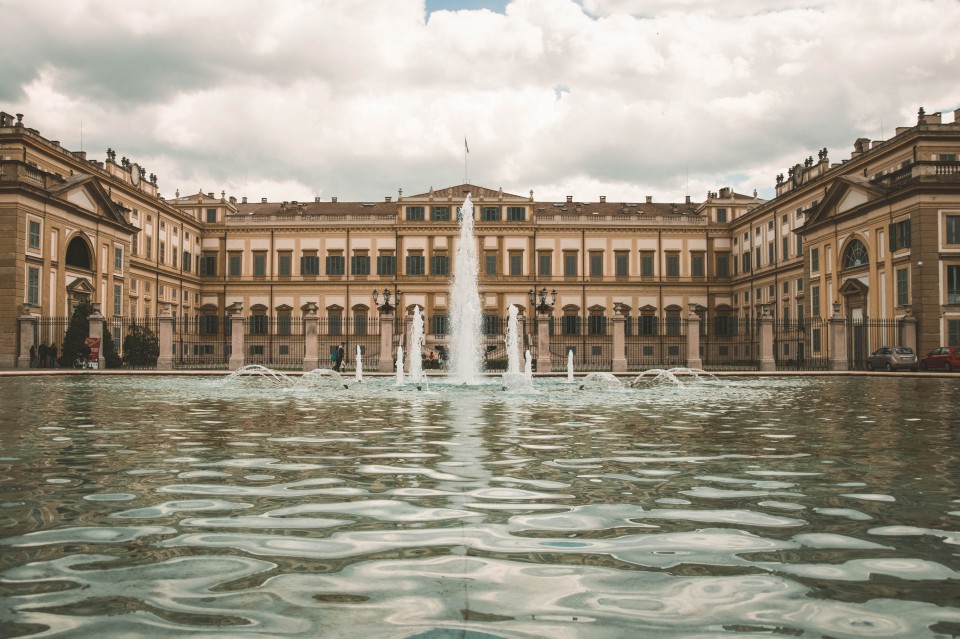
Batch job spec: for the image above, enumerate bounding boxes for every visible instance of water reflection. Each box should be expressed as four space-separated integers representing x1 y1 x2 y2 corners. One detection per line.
1 375 959 638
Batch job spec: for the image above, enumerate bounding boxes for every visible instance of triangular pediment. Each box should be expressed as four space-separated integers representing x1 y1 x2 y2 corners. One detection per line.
66 277 95 294
49 175 133 228
405 184 526 201
805 176 885 228
839 277 869 296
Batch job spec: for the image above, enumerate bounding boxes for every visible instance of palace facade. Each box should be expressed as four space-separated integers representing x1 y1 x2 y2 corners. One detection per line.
2 106 959 369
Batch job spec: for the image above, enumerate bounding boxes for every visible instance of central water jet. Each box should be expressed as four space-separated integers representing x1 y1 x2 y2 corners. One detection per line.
447 193 483 384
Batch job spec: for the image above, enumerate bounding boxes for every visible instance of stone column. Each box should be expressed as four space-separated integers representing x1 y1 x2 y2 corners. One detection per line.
227 302 246 371
758 305 775 372
685 305 703 370
157 303 174 370
302 302 320 371
535 315 552 373
379 312 395 373
17 305 38 368
611 314 627 373
828 302 848 371
88 302 105 370
901 307 918 353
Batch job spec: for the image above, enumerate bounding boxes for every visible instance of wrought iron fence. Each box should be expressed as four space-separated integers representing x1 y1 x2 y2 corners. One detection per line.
550 316 614 371
110 316 161 369
775 318 830 371
625 318 687 371
847 318 903 370
701 317 759 371
173 315 230 369
318 316 380 371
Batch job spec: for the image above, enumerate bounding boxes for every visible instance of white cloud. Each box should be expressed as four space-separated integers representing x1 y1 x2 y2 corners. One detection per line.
4 0 959 203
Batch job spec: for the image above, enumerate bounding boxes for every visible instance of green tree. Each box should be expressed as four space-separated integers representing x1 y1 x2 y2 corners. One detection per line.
56 299 119 369
122 322 159 367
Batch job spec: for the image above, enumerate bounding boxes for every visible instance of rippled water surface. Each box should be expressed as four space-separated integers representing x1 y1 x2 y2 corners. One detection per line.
1 374 959 638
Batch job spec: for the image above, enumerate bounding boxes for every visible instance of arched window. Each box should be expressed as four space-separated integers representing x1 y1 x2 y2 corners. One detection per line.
65 236 92 270
842 239 869 269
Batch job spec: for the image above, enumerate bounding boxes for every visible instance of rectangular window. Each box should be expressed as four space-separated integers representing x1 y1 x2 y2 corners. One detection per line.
351 254 371 276
509 253 523 276
277 315 292 336
812 327 822 352
431 206 450 222
328 314 342 337
146 235 152 259
946 216 960 245
200 255 217 277
200 315 218 335
811 285 820 317
587 315 606 335
666 312 681 336
716 253 729 277
640 252 654 278
113 284 122 316
742 251 751 273
406 254 425 275
27 266 39 305
301 254 320 276
432 314 448 335
228 253 241 276
326 254 345 275
896 267 909 306
353 314 367 336
691 253 705 277
28 220 41 249
278 253 292 276
947 265 960 304
538 252 552 276
755 250 761 270
481 206 501 221
564 253 577 277
889 219 912 251
797 278 804 292
638 315 657 335
206 208 217 223
506 206 525 221
768 242 775 265
485 253 497 276
431 254 450 276
796 234 803 256
377 254 396 276
589 252 603 277
159 241 166 264
173 247 178 268
810 247 819 271
561 315 580 335
666 253 680 277
183 251 192 273
253 253 267 276
768 220 774 231
782 237 789 260
716 208 727 223
615 252 628 277
114 246 123 270
482 314 501 335
406 206 425 221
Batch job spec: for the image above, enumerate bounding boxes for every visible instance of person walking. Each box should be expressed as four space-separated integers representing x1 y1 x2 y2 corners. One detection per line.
38 343 48 370
333 342 345 372
81 340 91 369
48 343 58 368
29 344 37 368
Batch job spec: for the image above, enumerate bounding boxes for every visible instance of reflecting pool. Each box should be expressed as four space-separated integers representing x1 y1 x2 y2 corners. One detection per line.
1 375 958 638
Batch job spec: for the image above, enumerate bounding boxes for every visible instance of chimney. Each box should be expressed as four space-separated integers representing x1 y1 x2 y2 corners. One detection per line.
228 196 236 204
645 196 652 204
75 151 87 160
242 196 248 204
385 196 392 202
314 196 321 203
685 195 691 204
599 195 606 203
719 187 731 198
566 195 573 203
207 192 213 198
261 197 267 203
332 196 338 203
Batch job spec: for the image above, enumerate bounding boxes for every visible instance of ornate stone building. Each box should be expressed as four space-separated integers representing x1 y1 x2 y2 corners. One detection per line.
2 106 958 369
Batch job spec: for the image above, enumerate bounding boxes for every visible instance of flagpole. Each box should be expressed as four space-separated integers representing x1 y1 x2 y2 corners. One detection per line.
464 135 469 185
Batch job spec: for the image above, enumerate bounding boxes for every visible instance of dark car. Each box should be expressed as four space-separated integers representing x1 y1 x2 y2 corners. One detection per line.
865 346 918 371
920 346 960 371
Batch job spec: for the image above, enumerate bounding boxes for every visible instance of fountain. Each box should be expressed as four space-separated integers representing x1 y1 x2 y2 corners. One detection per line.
408 306 425 385
355 345 363 383
524 349 533 381
447 194 483 384
395 345 404 386
566 349 574 383
629 367 719 387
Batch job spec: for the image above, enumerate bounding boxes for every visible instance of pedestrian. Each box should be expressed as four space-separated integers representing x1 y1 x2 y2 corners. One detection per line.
48 343 58 368
29 344 37 368
81 340 91 369
333 341 345 372
38 342 48 369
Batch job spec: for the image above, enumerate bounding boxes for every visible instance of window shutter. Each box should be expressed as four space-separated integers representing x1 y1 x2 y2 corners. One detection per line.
888 224 896 251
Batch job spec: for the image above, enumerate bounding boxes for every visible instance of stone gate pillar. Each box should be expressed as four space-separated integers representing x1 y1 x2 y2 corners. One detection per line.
227 302 245 371
611 312 627 373
88 302 105 370
828 302 848 371
758 305 775 372
901 307 918 354
685 304 703 370
535 316 552 373
17 305 38 368
302 302 320 371
379 313 395 373
157 303 174 370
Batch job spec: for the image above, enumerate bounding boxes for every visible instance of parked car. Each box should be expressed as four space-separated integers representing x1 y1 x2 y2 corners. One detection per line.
865 346 918 371
920 346 960 371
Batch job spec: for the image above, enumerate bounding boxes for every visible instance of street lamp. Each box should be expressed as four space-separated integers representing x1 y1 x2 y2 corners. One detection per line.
373 288 402 313
527 287 557 315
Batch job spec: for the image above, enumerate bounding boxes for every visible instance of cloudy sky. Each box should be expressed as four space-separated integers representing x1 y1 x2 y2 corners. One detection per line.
3 0 958 204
